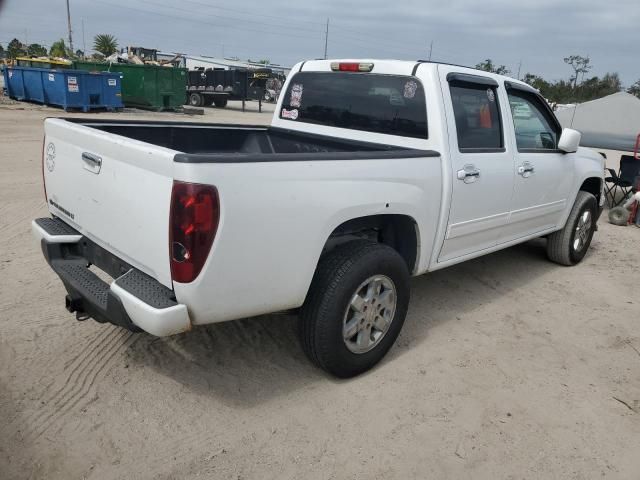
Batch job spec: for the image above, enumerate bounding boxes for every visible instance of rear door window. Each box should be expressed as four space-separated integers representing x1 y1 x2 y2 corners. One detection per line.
279 72 428 139
449 83 503 151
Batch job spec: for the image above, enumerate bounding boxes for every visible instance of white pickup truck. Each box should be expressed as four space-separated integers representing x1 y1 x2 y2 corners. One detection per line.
33 59 605 377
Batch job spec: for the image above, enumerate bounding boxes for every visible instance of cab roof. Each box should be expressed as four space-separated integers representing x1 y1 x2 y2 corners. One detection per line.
297 58 535 92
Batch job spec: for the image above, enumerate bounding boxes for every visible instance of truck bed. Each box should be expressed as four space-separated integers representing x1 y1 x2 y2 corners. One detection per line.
66 119 424 159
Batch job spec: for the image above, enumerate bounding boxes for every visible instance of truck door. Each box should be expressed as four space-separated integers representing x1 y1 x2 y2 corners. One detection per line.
438 69 515 262
499 82 573 242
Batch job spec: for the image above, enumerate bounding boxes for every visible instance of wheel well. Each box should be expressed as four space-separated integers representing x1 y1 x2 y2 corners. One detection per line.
580 177 602 203
323 215 419 273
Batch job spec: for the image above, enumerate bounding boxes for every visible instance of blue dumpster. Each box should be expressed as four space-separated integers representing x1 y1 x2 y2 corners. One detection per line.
2 66 123 111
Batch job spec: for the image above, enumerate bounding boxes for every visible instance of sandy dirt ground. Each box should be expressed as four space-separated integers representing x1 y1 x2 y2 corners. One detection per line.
1 100 639 480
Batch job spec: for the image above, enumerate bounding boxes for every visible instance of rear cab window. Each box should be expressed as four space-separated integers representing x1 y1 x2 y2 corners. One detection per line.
279 71 428 139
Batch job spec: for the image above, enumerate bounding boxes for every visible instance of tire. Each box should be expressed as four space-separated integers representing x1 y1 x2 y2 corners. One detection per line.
608 206 629 226
188 93 203 107
300 240 410 378
547 191 597 266
213 98 227 108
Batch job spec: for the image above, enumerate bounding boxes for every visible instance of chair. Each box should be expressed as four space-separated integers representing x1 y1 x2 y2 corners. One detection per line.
605 155 640 207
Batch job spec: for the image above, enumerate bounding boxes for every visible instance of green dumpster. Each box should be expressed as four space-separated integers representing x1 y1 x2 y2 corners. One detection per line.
74 61 186 111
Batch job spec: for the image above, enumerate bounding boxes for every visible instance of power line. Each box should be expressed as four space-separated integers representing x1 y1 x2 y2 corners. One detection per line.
90 0 458 62
123 0 324 35
92 0 316 41
147 0 326 28
90 0 425 61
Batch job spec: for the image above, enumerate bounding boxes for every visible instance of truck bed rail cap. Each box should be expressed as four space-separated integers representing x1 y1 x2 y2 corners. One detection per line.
174 149 440 164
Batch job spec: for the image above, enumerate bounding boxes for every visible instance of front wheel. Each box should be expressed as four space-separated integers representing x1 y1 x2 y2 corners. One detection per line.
547 191 597 265
300 241 410 378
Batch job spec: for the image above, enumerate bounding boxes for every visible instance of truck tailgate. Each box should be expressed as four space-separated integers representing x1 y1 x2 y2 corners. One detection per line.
43 118 176 288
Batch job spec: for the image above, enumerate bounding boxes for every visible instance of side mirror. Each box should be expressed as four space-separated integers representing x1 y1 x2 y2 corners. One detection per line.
558 128 581 153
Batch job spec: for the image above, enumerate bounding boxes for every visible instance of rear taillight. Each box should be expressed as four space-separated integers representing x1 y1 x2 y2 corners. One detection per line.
41 136 47 201
330 62 374 72
169 181 220 283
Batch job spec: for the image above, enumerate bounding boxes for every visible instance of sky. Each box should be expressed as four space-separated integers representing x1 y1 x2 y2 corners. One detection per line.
0 0 638 85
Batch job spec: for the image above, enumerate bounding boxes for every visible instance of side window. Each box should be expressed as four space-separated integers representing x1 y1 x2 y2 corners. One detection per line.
449 83 503 151
507 91 561 150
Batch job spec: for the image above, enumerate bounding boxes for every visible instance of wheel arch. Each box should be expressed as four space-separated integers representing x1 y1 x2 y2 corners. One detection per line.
319 214 420 275
579 176 603 205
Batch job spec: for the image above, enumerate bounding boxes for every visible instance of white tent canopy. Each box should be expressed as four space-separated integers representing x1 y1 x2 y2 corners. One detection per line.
555 92 640 152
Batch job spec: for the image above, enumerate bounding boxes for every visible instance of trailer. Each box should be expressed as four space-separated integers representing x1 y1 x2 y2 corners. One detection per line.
185 67 270 111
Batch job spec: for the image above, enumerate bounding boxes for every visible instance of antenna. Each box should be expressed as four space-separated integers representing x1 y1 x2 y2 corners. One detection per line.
323 18 329 59
428 41 433 61
569 102 578 128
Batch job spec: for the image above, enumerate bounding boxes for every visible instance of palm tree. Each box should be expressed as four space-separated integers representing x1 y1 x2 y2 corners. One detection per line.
93 34 118 56
49 39 69 58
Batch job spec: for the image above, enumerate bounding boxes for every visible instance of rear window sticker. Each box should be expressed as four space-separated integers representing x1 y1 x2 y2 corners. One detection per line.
403 80 417 99
281 108 299 120
290 83 303 107
487 88 495 102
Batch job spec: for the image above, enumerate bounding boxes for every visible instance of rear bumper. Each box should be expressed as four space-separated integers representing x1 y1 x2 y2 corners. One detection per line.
32 218 191 337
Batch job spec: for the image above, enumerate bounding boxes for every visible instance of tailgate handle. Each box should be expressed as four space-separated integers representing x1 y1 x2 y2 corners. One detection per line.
81 152 102 173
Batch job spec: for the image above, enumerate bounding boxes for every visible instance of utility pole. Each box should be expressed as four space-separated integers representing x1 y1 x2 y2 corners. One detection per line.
323 18 329 59
516 60 522 79
428 41 433 61
65 0 74 53
81 18 86 57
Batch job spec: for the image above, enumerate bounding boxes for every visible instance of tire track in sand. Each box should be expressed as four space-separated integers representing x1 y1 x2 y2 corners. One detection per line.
21 327 135 440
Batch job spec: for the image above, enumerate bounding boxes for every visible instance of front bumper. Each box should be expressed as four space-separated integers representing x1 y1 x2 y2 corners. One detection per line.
32 218 191 337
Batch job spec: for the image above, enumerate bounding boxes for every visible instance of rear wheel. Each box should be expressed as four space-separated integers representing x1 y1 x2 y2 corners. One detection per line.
188 93 203 107
300 241 410 378
547 191 597 265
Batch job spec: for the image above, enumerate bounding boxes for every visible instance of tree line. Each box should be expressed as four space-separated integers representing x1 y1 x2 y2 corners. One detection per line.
2 40 638 103
475 55 639 103
1 35 118 61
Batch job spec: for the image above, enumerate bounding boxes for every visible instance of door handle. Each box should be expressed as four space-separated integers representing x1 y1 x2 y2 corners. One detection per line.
81 152 102 174
517 162 535 178
457 165 480 184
